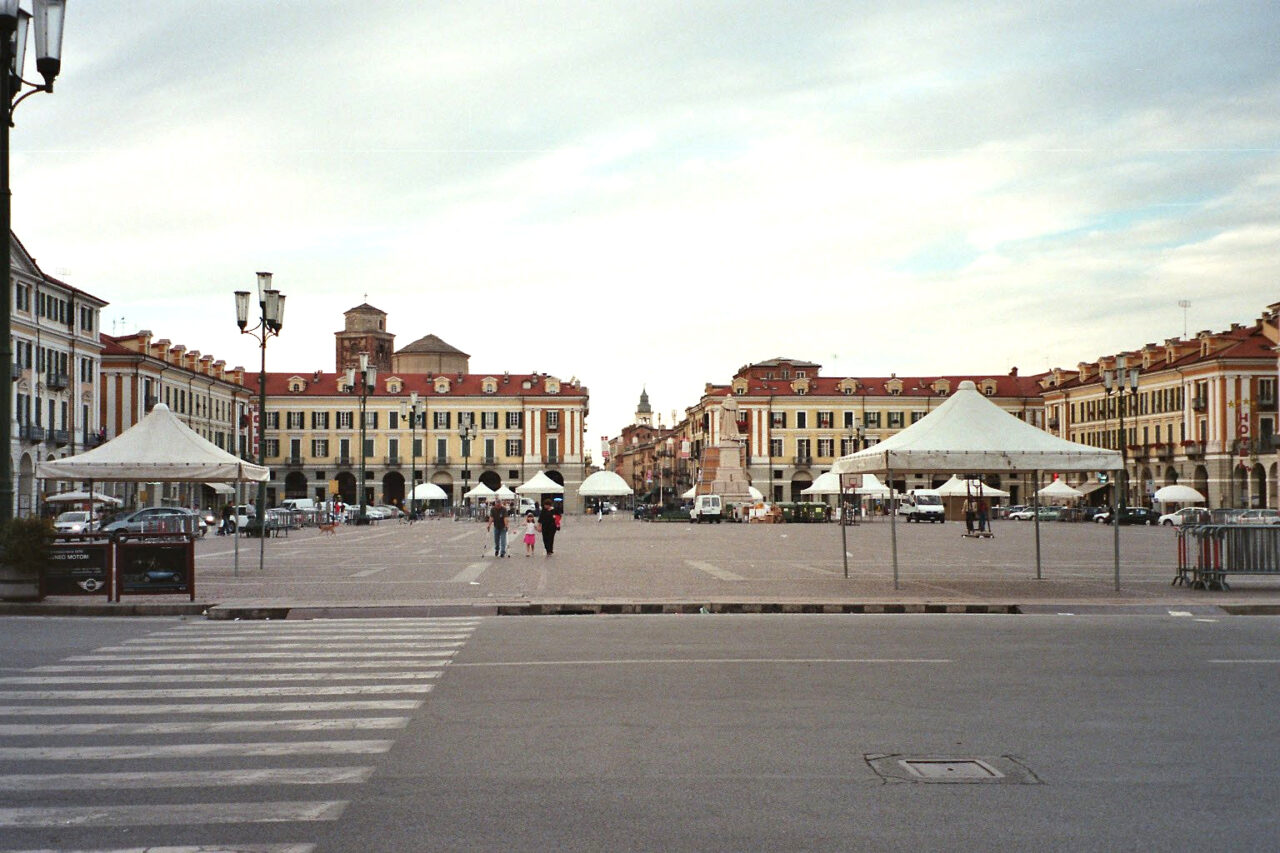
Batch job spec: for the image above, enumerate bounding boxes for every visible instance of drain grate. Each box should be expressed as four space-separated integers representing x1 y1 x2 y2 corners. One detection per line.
865 754 1041 784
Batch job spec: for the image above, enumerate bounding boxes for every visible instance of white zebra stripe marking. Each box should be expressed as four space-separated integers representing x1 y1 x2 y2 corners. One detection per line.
67 649 459 660
0 800 346 827
0 684 432 700
0 717 408 735
35 660 446 672
0 699 423 715
0 739 393 760
0 765 374 790
0 671 440 685
684 559 747 581
0 846 316 852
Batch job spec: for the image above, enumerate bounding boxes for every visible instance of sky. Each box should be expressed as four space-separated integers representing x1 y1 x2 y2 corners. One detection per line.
9 1 1280 454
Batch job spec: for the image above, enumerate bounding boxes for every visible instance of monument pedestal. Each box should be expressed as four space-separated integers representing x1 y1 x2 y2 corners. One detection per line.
699 441 753 502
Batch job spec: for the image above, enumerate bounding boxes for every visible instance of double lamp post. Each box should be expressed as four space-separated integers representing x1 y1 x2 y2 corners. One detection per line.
346 352 377 524
0 0 65 522
235 273 285 570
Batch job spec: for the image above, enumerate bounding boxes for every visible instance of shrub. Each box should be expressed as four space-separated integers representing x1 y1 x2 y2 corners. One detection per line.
0 517 54 572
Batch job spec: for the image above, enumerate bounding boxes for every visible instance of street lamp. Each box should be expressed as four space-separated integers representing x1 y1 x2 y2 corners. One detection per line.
458 413 475 515
1 0 66 521
1102 356 1140 521
235 272 285 570
345 352 376 525
665 436 674 509
399 391 419 518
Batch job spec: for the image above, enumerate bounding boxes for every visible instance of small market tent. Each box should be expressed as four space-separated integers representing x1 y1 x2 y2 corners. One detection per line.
935 475 1010 498
1038 479 1085 501
37 404 268 484
833 381 1123 588
463 483 496 499
578 471 633 496
516 471 565 495
800 472 842 496
412 482 449 501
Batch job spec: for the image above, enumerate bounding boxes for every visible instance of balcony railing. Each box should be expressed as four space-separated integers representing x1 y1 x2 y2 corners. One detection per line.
1191 396 1207 411
1182 441 1204 457
19 424 44 442
50 429 69 446
384 455 401 466
546 454 560 465
45 372 69 390
434 455 450 466
481 455 498 466
792 455 813 466
336 456 354 467
284 456 305 467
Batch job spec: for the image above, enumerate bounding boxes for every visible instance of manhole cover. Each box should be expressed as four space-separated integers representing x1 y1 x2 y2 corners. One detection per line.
865 754 1041 784
901 759 1003 780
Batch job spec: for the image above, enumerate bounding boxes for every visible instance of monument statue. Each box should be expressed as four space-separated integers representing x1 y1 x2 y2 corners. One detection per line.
719 396 741 442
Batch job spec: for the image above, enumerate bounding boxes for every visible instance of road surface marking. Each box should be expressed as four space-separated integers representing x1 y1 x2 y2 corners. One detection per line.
35 660 447 672
0 740 394 760
0 672 438 685
0 699 424 715
68 649 459 660
0 800 347 827
685 559 746 581
0 717 409 736
107 640 469 651
0 766 374 790
1209 659 1280 663
450 562 488 583
454 657 951 668
350 567 384 577
0 684 433 700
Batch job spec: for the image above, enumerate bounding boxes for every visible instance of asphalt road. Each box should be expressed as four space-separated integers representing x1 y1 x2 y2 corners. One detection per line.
1 613 1277 851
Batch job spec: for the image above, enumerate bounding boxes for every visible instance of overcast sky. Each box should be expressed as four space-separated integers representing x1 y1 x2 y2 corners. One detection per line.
11 1 1279 451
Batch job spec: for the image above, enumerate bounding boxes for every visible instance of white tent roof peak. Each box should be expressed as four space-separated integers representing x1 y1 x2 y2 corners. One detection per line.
833 381 1122 475
36 403 269 483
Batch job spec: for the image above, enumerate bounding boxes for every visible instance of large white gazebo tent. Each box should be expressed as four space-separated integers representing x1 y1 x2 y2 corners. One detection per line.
833 381 1122 589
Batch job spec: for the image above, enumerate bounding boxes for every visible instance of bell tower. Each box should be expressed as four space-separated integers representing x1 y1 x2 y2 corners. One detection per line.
635 388 653 426
335 303 395 373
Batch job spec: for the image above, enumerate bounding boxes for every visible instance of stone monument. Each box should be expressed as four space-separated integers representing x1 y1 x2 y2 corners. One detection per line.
698 396 754 502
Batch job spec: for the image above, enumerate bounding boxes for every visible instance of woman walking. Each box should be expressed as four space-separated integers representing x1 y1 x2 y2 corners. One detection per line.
536 499 558 556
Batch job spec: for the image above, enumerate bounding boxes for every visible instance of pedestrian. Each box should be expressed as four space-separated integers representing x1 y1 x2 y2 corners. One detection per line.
522 511 537 556
963 497 975 533
219 503 232 536
487 499 510 557
537 499 558 556
977 498 990 532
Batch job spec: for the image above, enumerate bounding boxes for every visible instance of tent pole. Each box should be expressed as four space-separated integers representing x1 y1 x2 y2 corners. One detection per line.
1113 475 1121 591
889 467 899 590
839 474 849 579
1033 470 1042 580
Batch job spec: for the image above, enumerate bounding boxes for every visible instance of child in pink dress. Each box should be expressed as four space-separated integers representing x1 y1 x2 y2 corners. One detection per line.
522 512 537 556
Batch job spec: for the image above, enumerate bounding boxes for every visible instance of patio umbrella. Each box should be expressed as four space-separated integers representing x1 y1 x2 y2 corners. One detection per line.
45 489 122 505
1153 484 1206 503
681 486 697 500
412 482 448 501
748 486 764 501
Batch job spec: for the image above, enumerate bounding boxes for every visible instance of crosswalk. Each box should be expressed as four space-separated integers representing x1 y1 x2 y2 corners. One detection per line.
0 617 478 853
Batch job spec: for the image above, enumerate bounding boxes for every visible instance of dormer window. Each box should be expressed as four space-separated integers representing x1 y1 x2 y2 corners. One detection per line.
482 377 498 394
287 377 306 393
434 376 451 394
545 377 560 394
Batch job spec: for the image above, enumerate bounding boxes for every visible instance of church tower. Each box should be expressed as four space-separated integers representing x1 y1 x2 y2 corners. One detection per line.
335 304 395 373
635 388 653 426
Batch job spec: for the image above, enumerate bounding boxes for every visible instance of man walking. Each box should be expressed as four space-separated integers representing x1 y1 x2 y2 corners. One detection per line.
487 500 510 557
536 499 558 556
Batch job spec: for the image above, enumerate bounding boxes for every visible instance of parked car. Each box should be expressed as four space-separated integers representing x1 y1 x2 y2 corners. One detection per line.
1080 506 1109 522
1009 506 1063 521
1093 506 1158 525
997 505 1026 520
1237 508 1280 525
102 506 207 537
53 510 98 533
1158 507 1211 527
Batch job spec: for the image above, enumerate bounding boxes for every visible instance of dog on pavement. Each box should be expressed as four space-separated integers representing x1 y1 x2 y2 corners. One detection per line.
317 521 338 535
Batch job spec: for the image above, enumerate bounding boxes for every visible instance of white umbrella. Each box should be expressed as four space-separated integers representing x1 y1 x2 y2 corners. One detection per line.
516 471 565 494
45 489 122 505
1038 479 1084 500
1153 484 1206 504
412 482 448 501
578 471 634 496
681 486 697 500
748 486 764 501
463 483 496 499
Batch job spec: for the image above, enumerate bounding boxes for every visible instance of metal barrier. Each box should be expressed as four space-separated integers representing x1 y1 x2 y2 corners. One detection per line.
1175 524 1280 590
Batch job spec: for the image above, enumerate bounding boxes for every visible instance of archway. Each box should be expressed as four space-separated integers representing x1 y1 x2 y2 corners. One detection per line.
478 470 501 491
335 471 357 506
1139 465 1155 504
1234 464 1249 507
1193 465 1209 502
1251 463 1267 509
284 471 308 499
1272 463 1279 509
791 472 813 502
431 472 454 507
1163 466 1179 486
18 452 34 517
383 471 406 508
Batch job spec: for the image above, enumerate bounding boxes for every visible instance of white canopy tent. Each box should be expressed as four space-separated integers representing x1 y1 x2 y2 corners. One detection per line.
463 483 496 499
412 482 449 501
578 470 634 496
516 471 565 495
935 475 1010 498
1038 479 1085 501
44 489 123 506
800 472 842 496
833 381 1123 588
38 404 269 484
493 485 517 500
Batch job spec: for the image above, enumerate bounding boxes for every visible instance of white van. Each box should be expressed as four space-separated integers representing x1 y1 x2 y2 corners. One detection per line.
280 498 317 512
690 494 723 523
902 489 944 523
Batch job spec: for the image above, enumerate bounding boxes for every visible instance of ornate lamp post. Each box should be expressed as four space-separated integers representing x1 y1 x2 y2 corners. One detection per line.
1102 356 1140 519
400 391 420 517
458 414 476 515
1 0 66 521
235 272 285 570
345 352 376 524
